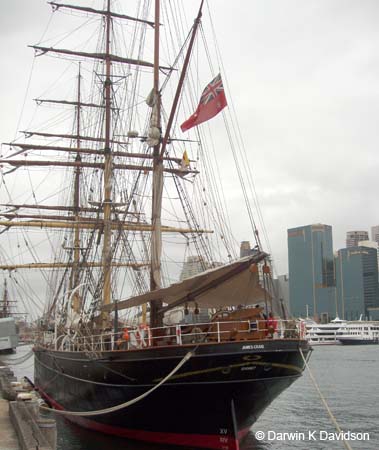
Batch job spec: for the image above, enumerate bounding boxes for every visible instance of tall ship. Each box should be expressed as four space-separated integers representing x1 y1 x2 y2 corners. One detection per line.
0 1 311 449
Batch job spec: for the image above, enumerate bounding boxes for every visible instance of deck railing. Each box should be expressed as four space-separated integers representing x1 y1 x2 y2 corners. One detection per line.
38 319 305 352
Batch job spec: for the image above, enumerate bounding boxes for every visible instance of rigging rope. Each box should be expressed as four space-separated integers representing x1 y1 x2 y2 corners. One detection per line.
39 349 194 417
299 348 353 450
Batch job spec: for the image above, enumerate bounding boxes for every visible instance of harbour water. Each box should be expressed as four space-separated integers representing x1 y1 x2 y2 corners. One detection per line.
6 345 379 450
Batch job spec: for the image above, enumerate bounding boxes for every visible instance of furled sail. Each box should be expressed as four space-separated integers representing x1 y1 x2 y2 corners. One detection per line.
102 251 270 312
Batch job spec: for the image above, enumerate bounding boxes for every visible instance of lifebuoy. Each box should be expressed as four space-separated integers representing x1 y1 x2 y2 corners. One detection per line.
122 328 129 341
299 321 306 338
137 324 151 347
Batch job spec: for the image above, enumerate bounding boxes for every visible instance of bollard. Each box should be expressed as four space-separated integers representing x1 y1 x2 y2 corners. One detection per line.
24 397 39 417
37 418 57 449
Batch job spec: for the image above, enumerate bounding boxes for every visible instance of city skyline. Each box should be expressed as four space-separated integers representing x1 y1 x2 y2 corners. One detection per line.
286 223 379 320
279 222 379 277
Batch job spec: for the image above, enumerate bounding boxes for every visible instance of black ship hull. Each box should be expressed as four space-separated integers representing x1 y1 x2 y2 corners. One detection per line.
34 339 310 450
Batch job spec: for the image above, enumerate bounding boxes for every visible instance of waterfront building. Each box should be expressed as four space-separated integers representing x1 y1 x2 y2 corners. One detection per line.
346 230 369 248
272 274 290 316
335 246 379 320
287 224 336 320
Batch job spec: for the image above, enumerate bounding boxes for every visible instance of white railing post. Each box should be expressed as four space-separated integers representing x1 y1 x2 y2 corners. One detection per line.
217 322 220 343
176 325 182 345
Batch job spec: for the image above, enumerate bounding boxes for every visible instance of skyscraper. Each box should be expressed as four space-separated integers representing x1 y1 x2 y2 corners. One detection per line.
272 274 290 316
358 240 379 270
288 224 336 320
346 230 369 248
335 246 379 320
180 256 209 280
371 225 379 245
240 241 252 258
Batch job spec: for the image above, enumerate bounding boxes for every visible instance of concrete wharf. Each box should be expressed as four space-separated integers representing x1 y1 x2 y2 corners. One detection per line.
0 365 56 450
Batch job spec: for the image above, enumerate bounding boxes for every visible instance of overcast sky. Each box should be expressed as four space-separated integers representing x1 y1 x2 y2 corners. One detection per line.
214 0 379 274
0 0 379 279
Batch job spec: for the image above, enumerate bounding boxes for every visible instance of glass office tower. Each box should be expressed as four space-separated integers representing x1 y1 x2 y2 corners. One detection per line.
288 224 336 320
335 246 379 320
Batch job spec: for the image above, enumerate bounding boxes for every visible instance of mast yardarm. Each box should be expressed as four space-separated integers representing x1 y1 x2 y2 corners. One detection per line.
48 2 155 27
0 159 199 176
3 142 187 164
0 221 212 234
0 262 148 271
29 46 172 72
34 98 118 109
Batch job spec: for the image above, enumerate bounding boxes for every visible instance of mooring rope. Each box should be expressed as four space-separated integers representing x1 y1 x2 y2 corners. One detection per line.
0 350 34 366
299 348 353 450
39 349 194 417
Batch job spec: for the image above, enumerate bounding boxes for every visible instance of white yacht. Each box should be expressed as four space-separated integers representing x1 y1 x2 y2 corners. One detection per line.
304 317 346 345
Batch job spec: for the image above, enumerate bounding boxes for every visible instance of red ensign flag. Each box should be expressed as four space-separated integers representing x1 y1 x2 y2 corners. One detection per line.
180 74 227 132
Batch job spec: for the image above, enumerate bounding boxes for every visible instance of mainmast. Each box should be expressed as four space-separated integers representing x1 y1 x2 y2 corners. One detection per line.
150 0 163 328
101 0 113 324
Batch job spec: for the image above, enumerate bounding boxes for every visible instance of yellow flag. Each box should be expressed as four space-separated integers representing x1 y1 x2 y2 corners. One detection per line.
181 150 190 169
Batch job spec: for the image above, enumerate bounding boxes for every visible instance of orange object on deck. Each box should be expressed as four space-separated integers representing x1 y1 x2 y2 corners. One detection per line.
123 328 129 341
262 265 270 274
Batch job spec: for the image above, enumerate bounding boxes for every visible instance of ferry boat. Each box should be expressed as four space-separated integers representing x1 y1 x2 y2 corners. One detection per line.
338 321 379 345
